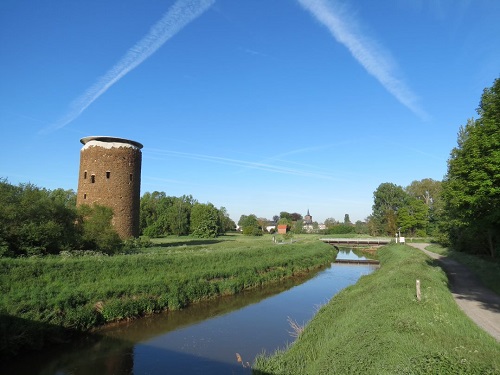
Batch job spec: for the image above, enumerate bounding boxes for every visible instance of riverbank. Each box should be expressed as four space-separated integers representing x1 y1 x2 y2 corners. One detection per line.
253 243 500 374
0 234 335 356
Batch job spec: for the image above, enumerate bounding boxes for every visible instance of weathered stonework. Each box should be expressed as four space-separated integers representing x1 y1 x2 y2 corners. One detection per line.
76 136 143 239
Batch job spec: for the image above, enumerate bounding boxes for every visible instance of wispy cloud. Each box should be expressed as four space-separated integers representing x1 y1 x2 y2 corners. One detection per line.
297 0 428 120
146 148 346 181
42 0 215 133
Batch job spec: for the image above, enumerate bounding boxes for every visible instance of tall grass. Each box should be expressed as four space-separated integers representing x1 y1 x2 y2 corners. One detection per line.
0 234 334 355
253 243 500 374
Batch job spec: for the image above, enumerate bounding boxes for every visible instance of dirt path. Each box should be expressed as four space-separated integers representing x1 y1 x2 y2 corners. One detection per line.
408 243 500 341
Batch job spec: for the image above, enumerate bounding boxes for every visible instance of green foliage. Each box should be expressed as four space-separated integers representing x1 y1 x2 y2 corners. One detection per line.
122 236 153 252
354 220 369 234
370 180 439 237
0 179 78 256
371 182 407 235
166 196 192 236
218 206 236 233
397 196 429 236
239 214 262 236
442 77 500 257
291 220 304 234
190 203 220 238
324 223 355 234
140 192 233 238
254 244 500 374
78 204 122 254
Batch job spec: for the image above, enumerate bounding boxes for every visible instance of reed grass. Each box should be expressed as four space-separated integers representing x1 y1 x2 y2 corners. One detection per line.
253 243 500 374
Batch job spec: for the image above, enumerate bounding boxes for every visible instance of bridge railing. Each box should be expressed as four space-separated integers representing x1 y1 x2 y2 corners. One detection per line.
320 238 391 245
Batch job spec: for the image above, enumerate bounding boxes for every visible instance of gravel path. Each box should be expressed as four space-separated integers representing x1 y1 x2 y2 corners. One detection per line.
408 243 500 341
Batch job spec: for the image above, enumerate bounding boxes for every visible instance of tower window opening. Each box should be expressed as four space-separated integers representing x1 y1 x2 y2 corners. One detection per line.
91 175 95 183
84 171 87 179
106 171 111 179
83 193 87 200
129 173 133 182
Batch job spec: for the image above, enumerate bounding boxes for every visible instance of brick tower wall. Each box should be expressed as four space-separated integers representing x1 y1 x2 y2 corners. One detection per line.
76 137 142 239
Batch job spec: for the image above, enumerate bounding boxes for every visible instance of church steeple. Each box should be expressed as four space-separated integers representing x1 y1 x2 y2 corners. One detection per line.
304 209 312 224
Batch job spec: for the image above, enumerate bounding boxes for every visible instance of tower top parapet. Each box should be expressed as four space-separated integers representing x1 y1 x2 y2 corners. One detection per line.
80 136 143 150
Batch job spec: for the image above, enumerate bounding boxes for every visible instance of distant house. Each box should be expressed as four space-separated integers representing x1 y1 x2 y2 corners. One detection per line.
277 224 288 234
266 225 276 232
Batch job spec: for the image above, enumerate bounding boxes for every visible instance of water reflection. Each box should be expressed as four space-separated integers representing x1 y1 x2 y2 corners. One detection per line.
2 249 376 375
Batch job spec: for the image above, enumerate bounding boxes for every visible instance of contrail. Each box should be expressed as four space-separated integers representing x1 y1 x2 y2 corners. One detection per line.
297 0 428 120
42 0 215 133
146 148 347 181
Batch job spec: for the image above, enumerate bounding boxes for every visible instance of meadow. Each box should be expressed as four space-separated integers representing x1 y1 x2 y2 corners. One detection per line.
0 233 335 355
253 243 500 374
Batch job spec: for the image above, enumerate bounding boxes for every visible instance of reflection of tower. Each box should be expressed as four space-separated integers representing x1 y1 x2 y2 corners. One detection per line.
304 209 313 224
76 136 143 238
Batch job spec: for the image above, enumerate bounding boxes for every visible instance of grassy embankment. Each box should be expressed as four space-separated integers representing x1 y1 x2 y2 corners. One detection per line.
253 243 500 374
0 234 335 356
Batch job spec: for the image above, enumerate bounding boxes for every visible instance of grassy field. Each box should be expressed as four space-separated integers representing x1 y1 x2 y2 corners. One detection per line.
253 243 500 374
0 233 335 355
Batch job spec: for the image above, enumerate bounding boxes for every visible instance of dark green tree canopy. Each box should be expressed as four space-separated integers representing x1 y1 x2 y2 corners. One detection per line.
442 77 500 256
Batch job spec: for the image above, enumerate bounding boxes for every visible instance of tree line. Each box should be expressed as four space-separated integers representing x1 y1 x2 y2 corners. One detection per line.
369 77 499 257
0 182 236 257
237 211 370 236
0 181 123 256
139 191 235 238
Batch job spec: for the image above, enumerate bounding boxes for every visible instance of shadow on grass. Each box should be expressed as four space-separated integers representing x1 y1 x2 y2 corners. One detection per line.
153 239 223 248
425 257 500 315
0 314 249 374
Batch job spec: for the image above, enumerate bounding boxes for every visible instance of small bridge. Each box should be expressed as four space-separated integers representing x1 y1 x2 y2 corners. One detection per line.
334 259 380 265
320 238 390 246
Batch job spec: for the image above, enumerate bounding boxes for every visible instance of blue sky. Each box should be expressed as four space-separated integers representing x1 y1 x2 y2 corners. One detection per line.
1 0 499 224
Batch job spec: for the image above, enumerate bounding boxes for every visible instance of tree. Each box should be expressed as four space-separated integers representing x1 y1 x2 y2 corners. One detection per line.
406 179 442 235
166 196 191 236
190 203 220 238
371 183 407 235
0 180 79 256
354 220 369 234
442 77 500 257
218 206 236 234
78 204 122 254
279 212 292 222
239 214 261 236
324 218 337 228
257 217 268 233
406 178 441 207
397 196 429 237
291 220 304 234
140 191 170 237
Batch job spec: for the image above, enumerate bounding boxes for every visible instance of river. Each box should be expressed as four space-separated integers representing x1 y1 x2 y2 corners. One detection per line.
3 248 377 374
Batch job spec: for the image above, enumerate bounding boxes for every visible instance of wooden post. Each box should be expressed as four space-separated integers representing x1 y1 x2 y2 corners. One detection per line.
416 279 421 302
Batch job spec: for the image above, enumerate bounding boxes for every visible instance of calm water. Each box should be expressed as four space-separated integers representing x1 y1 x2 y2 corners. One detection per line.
3 249 376 375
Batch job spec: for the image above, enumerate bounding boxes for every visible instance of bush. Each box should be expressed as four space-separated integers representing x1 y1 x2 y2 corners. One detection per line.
325 224 355 235
78 204 122 254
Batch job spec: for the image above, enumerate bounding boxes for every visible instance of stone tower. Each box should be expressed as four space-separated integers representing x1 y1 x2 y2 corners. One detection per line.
76 136 143 238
